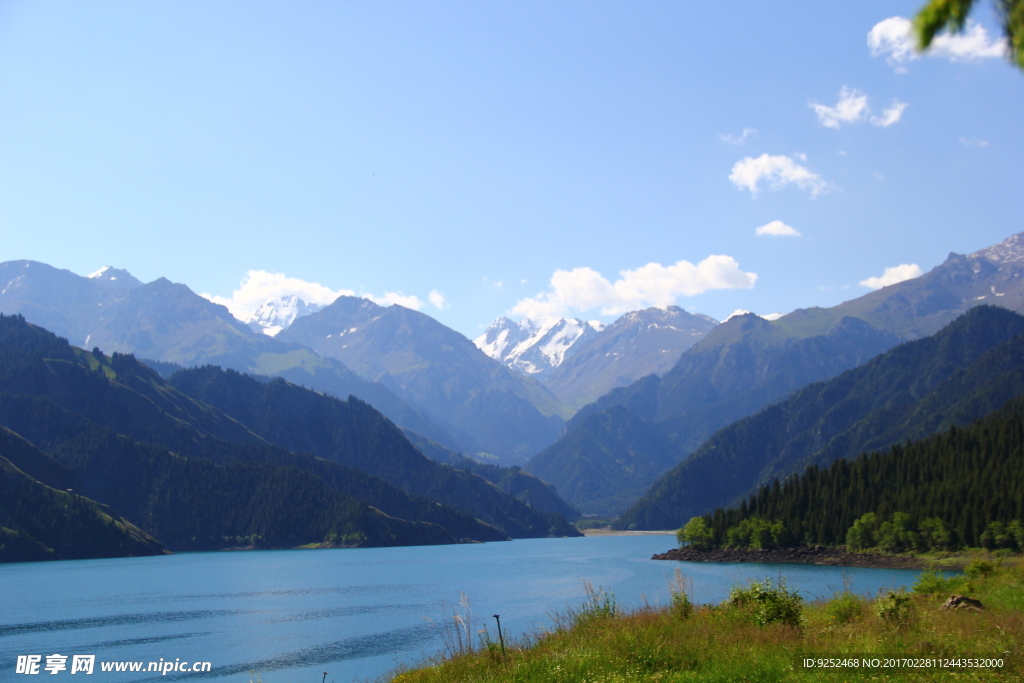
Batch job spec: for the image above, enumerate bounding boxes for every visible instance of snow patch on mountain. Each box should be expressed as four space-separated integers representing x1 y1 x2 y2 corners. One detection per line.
245 295 323 336
475 317 603 375
475 317 536 362
87 266 142 288
970 232 1024 265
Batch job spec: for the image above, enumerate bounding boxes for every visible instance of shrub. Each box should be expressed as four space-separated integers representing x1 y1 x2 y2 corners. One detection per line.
875 589 914 626
965 559 996 580
728 577 803 626
912 569 961 595
826 591 864 624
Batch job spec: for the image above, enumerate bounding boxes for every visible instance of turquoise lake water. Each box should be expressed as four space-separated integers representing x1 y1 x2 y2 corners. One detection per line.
0 535 931 683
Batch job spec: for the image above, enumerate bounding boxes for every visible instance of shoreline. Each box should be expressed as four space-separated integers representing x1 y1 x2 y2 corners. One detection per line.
581 528 676 537
652 545 928 569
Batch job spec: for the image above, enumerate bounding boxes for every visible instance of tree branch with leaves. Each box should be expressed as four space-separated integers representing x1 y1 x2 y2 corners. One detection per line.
915 0 1024 69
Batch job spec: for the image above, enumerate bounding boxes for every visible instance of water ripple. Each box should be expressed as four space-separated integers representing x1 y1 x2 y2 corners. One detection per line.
0 610 255 637
133 625 434 681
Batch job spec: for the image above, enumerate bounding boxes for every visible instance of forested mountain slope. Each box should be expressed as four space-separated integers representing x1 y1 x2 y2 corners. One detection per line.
699 392 1024 549
531 232 1024 516
0 427 166 562
0 314 578 558
618 306 1024 530
0 261 461 451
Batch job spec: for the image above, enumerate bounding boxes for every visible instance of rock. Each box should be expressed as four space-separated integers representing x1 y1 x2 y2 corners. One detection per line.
941 594 984 611
650 545 926 569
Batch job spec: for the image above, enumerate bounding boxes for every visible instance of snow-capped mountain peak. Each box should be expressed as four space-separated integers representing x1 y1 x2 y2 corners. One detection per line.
246 294 323 336
475 316 602 375
970 231 1024 265
87 266 142 288
474 317 537 362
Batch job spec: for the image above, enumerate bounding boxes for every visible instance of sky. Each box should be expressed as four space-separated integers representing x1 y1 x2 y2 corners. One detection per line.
1 1 1022 338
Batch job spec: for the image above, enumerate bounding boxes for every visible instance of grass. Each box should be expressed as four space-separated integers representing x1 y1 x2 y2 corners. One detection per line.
384 558 1024 682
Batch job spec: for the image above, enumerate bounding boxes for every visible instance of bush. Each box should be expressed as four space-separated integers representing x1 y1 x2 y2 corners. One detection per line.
964 559 996 580
728 577 803 626
826 592 864 624
912 569 962 595
875 589 914 626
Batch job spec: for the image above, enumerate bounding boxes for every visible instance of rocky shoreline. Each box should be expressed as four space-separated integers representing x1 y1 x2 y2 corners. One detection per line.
652 545 926 569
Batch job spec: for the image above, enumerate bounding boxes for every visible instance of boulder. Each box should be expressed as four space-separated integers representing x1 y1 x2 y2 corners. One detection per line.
941 594 984 611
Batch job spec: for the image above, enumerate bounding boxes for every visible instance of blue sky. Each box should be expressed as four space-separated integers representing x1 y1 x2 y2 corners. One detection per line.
1 1 1021 337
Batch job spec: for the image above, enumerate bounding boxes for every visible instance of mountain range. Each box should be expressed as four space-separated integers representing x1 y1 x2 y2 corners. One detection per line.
276 295 570 463
0 261 560 464
0 313 580 559
527 232 1024 516
5 229 1024 551
475 307 719 410
617 305 1024 529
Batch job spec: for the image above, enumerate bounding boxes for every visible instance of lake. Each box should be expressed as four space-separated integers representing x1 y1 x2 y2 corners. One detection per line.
1 535 932 683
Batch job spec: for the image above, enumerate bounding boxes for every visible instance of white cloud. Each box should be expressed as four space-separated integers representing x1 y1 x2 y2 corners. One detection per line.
729 154 831 196
871 100 908 127
719 128 758 146
755 220 801 237
811 87 907 129
859 263 924 289
811 87 869 129
511 256 757 320
428 289 449 309
725 310 783 322
868 17 919 65
960 137 990 147
204 270 425 320
203 270 354 321
366 292 423 309
724 309 753 321
868 16 1006 69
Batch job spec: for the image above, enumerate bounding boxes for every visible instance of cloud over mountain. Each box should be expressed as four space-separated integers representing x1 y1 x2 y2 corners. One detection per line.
204 270 428 322
859 263 923 289
511 256 757 320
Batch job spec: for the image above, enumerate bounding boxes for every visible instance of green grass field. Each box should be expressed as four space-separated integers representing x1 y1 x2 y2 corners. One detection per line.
385 558 1024 682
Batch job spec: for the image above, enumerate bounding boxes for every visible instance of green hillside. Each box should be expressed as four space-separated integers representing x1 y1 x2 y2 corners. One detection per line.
0 313 578 558
0 427 165 562
532 233 1024 517
169 365 580 537
618 306 1024 530
699 392 1024 550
